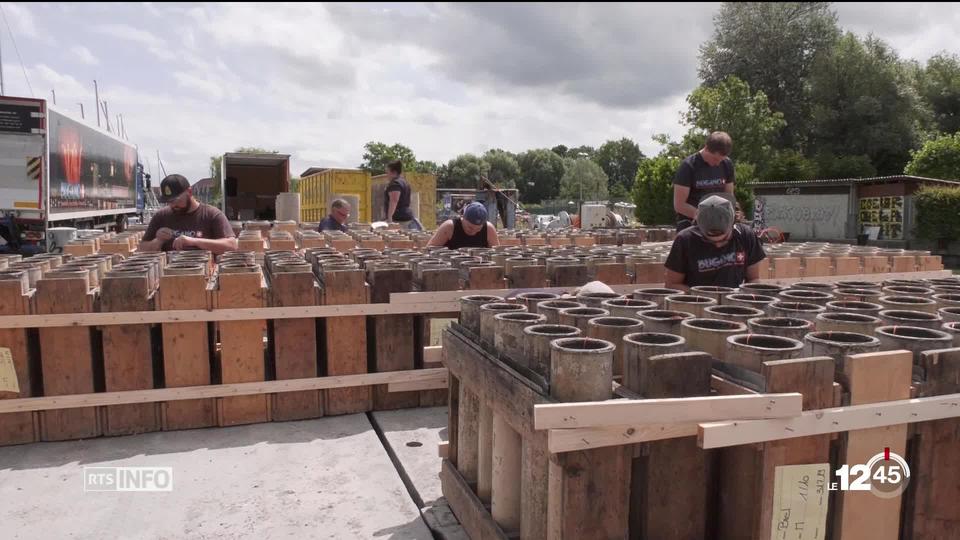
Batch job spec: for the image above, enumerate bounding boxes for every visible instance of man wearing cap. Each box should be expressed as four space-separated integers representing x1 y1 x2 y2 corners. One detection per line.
139 174 238 255
664 193 766 290
427 201 500 250
319 199 350 232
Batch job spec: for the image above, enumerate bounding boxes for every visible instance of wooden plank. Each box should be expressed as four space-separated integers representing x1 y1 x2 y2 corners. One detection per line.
36 277 100 441
699 393 960 448
548 422 698 452
593 263 630 285
802 257 832 277
0 301 461 329
550 264 589 287
270 271 322 421
387 371 447 392
440 459 510 540
716 356 834 540
833 350 911 540
533 393 803 430
424 345 442 365
548 445 631 539
905 347 960 539
521 430 549 540
0 280 37 445
99 274 160 436
0 369 447 413
467 266 505 290
506 265 546 288
772 257 802 279
370 267 419 410
834 257 861 276
448 371 460 468
633 262 665 285
323 269 372 415
892 256 917 274
158 273 215 431
417 268 459 407
439 440 449 459
216 271 270 426
632 351 713 540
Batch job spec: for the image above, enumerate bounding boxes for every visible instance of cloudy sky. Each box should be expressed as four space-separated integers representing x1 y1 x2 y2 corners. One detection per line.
2 2 958 182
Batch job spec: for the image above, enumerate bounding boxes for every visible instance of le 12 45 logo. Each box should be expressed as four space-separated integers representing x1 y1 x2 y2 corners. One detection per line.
830 448 910 498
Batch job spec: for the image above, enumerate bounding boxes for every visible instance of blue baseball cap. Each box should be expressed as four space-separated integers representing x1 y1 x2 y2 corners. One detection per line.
463 202 488 226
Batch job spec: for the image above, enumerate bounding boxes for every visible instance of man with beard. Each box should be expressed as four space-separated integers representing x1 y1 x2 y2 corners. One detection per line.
139 174 238 254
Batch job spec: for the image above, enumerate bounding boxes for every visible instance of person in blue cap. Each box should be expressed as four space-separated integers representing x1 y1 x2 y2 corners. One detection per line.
427 201 500 249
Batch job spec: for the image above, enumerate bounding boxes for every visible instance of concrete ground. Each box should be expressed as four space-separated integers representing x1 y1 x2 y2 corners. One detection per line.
0 413 442 539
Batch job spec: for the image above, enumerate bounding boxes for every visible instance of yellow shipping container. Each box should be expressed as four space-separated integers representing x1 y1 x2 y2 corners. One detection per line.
371 172 437 229
297 168 373 224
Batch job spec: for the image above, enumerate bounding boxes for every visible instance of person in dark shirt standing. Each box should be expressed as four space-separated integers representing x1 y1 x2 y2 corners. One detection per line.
673 131 735 232
664 193 766 290
428 202 499 250
139 174 238 255
319 198 350 232
384 160 423 230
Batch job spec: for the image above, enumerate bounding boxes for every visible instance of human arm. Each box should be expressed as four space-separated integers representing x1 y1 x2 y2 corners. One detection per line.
427 220 454 247
664 267 689 291
486 222 500 247
172 235 238 255
673 185 698 220
387 191 400 223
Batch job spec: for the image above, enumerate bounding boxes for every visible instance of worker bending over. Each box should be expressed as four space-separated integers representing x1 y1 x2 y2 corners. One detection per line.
664 193 765 290
139 174 238 255
673 131 735 232
428 202 499 250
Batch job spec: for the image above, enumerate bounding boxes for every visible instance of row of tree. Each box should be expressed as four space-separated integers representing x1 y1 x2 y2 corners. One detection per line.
358 139 643 205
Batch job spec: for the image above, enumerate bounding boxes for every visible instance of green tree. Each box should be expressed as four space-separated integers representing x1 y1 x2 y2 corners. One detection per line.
594 138 644 198
808 33 923 175
632 154 680 226
733 161 757 220
438 153 490 189
560 158 608 202
904 132 960 180
763 149 818 182
699 2 840 147
359 141 417 175
517 149 566 203
416 160 440 175
566 145 596 160
550 144 569 158
483 149 521 188
682 76 786 168
914 186 960 242
915 53 960 134
814 153 877 179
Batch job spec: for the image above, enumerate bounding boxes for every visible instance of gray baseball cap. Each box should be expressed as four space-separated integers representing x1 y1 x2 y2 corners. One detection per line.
697 193 736 236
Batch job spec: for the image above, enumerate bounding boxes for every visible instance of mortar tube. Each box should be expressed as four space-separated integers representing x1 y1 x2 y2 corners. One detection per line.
558 307 610 333
767 301 826 322
459 295 505 335
601 298 657 319
665 294 717 318
815 312 881 335
536 300 585 324
586 317 644 378
515 292 560 313
632 287 683 309
803 331 881 382
878 295 938 315
635 309 695 335
942 322 960 347
549 337 616 402
621 332 686 393
746 317 814 341
939 307 960 323
724 293 777 310
690 285 737 305
680 318 748 361
726 333 805 372
878 309 943 330
825 300 884 316
523 324 582 381
778 289 835 306
479 303 527 347
875 325 954 364
494 312 546 367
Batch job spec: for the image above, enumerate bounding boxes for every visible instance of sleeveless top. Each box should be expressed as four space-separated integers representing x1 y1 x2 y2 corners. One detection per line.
445 218 489 249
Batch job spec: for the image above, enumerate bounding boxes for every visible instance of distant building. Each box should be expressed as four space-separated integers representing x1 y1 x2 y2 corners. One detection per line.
751 175 960 244
192 177 215 204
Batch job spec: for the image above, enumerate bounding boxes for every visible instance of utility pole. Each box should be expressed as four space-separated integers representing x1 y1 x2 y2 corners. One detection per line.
77 103 84 119
102 100 110 132
93 80 101 127
51 89 56 104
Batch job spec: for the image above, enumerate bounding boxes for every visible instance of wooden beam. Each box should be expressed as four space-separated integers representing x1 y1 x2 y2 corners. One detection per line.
0 368 448 414
548 423 698 453
388 372 448 392
440 459 510 540
699 393 960 449
423 345 442 365
438 441 449 459
533 393 803 430
0 301 460 329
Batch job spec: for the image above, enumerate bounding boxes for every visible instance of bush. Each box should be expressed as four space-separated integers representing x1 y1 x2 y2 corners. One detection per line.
914 186 960 241
632 155 679 225
762 149 818 182
904 132 960 180
815 153 877 179
734 161 757 220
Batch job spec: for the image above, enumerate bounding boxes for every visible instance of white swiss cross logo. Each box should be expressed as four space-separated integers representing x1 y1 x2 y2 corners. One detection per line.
736 251 746 264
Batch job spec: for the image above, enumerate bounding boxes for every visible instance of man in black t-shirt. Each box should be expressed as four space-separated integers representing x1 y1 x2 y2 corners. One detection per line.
673 131 735 232
384 160 423 230
664 193 766 289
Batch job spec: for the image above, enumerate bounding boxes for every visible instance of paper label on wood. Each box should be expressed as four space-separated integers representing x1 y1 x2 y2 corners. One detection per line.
429 318 457 347
0 348 19 393
770 463 830 540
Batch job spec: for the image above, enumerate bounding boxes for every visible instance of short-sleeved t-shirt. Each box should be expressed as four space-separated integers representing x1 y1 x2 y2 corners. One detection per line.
674 152 735 222
142 203 235 251
318 215 347 233
664 224 765 288
385 176 414 222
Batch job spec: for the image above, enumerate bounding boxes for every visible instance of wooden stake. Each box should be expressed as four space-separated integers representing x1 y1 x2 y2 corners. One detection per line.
0 280 37 445
216 270 270 426
270 270 323 421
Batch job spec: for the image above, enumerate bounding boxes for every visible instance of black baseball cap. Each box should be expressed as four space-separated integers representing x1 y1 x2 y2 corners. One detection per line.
159 174 190 203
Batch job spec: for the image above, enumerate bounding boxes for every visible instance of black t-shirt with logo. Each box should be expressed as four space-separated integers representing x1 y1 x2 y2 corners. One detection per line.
674 152 734 223
664 224 765 288
385 176 414 222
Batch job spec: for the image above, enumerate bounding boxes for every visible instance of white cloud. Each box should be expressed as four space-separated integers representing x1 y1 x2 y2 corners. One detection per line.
70 45 99 66
94 23 175 61
1 2 37 37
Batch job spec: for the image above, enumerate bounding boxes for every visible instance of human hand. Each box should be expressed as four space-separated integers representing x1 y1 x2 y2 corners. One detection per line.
172 235 195 250
156 227 175 241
